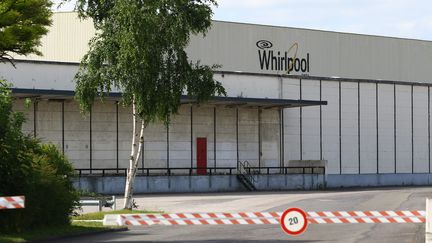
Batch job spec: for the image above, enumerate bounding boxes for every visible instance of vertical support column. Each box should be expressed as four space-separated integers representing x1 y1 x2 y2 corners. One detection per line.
214 106 217 169
376 82 379 174
33 100 38 137
411 84 414 173
116 102 119 173
319 80 323 160
89 105 92 174
281 108 285 167
429 86 431 173
394 84 397 173
190 105 193 169
358 81 361 174
236 107 239 163
167 120 170 169
258 107 262 168
300 78 303 160
339 80 342 174
279 108 282 168
62 100 65 155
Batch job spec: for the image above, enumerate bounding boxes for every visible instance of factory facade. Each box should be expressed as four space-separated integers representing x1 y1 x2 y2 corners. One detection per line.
2 12 432 192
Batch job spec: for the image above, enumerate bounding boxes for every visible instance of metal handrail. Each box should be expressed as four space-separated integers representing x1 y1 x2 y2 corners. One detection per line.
74 165 325 177
245 166 326 175
74 167 236 177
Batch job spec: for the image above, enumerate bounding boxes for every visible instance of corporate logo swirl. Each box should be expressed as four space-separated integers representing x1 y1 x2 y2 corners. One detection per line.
256 40 310 74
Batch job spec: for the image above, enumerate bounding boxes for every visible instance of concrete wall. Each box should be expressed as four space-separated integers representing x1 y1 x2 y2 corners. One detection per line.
73 174 326 194
327 174 432 188
73 173 432 194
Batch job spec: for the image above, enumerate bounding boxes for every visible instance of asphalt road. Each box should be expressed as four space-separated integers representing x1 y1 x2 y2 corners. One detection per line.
66 187 432 243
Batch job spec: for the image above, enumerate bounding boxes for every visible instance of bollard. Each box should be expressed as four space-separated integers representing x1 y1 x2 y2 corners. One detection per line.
427 198 432 233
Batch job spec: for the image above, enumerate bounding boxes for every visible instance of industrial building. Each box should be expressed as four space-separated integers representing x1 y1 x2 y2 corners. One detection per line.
2 12 432 193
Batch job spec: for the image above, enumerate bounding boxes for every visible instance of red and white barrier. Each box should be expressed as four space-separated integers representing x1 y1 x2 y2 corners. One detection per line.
0 196 25 209
109 210 425 226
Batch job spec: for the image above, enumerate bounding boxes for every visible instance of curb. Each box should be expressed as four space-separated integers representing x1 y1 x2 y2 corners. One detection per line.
30 226 128 242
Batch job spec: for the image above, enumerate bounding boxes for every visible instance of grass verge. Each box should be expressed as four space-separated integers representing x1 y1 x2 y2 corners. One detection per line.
1 210 161 242
72 209 162 220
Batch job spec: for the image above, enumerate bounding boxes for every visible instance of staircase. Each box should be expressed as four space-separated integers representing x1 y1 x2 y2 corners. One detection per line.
237 161 257 191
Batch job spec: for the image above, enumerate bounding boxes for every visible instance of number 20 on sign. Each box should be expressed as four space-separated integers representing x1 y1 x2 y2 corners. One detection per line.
280 208 308 235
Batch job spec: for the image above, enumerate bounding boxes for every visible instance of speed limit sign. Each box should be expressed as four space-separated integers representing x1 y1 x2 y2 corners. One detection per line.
280 208 308 235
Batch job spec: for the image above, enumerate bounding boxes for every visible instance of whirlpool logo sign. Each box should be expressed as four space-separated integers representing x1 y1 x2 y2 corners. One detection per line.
256 40 310 74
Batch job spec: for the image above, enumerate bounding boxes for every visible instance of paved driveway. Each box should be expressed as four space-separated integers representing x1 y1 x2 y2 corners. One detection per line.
70 187 432 242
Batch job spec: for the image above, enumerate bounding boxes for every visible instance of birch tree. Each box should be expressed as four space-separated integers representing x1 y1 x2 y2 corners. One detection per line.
73 0 225 209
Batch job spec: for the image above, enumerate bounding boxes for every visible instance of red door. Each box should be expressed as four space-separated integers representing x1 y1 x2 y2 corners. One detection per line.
196 137 207 175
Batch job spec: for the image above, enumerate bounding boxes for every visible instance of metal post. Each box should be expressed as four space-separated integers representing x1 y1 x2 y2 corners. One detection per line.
167 120 169 169
339 80 342 174
33 100 37 137
62 101 65 154
89 105 92 174
394 84 397 173
116 102 119 173
358 81 361 174
319 80 323 160
300 79 303 160
411 85 414 173
236 108 239 163
214 107 217 169
376 82 379 174
190 106 193 169
258 107 262 168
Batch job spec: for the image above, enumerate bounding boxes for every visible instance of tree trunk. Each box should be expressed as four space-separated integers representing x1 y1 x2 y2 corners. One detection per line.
123 99 145 209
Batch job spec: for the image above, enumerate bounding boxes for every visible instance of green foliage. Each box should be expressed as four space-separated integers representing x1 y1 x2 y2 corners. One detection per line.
0 221 118 243
0 79 79 233
0 0 52 65
74 0 226 124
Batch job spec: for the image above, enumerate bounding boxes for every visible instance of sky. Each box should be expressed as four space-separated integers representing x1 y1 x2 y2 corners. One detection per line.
52 0 432 41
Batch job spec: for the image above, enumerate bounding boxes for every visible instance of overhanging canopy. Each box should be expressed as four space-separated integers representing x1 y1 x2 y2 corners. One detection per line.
11 88 327 109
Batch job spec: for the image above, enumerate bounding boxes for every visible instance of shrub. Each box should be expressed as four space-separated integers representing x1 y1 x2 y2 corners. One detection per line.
0 80 79 232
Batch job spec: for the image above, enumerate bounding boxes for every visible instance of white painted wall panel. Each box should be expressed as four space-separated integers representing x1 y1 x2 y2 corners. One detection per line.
413 87 429 173
238 108 259 166
118 105 132 169
359 83 377 173
92 101 116 169
261 109 279 167
169 106 192 168
395 85 412 173
217 73 279 99
301 79 320 160
143 122 167 169
341 82 359 174
35 101 62 152
215 107 237 168
64 101 90 169
321 81 340 174
283 78 300 163
13 99 35 136
378 84 395 173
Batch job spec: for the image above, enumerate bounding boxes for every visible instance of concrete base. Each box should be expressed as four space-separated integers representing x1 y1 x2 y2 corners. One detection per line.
73 174 325 194
73 173 432 194
326 173 432 188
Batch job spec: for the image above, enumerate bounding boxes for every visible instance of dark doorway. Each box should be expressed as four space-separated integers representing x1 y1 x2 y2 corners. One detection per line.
196 137 207 175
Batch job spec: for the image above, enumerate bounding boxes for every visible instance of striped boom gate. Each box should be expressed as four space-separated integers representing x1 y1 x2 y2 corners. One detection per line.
0 196 25 210
105 210 426 226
